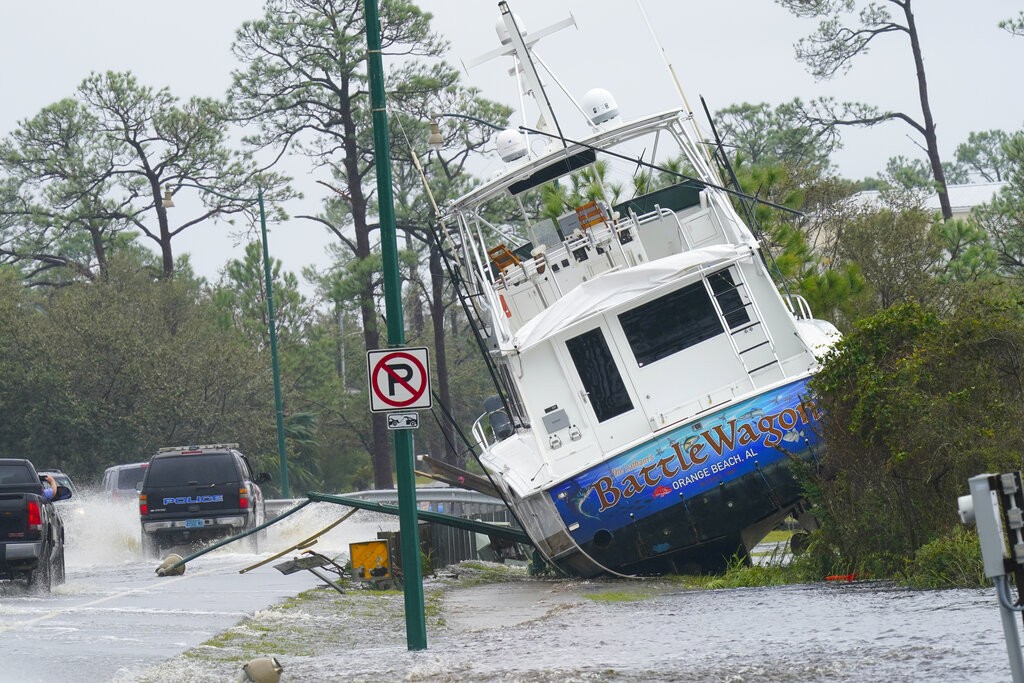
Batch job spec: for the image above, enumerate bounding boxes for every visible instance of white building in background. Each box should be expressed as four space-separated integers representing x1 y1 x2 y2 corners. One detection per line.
849 181 1008 220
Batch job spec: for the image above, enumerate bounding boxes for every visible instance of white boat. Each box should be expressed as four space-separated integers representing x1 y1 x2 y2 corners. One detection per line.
441 2 841 576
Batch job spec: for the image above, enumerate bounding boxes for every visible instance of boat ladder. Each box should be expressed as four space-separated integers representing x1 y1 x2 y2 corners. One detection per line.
704 270 783 388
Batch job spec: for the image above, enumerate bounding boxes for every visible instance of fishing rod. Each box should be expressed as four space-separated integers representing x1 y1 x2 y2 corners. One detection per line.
699 96 798 301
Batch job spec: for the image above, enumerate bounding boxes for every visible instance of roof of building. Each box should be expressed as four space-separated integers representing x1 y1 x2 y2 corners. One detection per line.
850 181 1007 214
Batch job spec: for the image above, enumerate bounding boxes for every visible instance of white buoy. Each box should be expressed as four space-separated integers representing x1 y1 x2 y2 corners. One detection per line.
155 553 185 577
239 657 284 683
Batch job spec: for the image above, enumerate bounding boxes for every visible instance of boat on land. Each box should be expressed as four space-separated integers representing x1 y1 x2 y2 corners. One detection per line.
441 2 840 576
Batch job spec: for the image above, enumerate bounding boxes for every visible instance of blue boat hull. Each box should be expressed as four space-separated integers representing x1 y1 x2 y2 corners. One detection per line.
548 377 822 574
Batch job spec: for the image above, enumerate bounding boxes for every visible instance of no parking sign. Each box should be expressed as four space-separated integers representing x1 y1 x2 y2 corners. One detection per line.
366 347 432 413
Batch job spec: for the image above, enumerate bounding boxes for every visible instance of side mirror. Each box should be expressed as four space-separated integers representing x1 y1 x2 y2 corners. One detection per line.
54 485 73 502
255 472 272 484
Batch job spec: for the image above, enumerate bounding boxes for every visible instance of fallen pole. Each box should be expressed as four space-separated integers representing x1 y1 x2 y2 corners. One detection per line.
156 491 533 576
156 498 313 575
239 506 360 574
306 491 532 544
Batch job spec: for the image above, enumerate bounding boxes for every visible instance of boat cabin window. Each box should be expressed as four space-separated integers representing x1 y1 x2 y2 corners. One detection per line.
619 274 734 367
565 328 634 422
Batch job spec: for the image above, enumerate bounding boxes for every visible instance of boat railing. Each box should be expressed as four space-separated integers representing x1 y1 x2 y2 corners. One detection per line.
783 293 814 320
471 412 491 451
487 212 632 291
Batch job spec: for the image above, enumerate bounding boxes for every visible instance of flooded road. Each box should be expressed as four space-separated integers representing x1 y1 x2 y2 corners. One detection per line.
437 579 1008 682
0 495 399 682
3 495 1014 682
251 574 1010 683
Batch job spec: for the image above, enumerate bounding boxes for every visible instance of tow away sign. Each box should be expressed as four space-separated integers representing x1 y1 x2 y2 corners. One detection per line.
367 347 432 413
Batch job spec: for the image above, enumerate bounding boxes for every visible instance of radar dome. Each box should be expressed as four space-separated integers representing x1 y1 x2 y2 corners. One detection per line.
495 15 526 45
582 88 620 125
496 128 528 162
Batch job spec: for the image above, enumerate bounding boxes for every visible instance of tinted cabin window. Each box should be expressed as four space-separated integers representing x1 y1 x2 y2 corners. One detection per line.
147 454 239 486
0 464 33 485
566 329 633 422
619 279 723 367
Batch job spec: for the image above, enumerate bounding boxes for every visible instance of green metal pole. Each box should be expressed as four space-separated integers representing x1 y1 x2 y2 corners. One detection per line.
169 181 290 497
258 190 290 499
364 0 426 651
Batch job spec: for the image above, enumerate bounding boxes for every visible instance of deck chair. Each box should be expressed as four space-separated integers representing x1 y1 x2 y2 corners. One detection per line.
487 244 521 274
575 201 609 230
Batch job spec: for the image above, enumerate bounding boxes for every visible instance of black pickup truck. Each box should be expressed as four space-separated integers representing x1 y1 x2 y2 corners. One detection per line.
0 458 72 591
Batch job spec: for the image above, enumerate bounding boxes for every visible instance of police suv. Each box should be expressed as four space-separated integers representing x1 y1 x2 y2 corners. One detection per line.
138 443 270 556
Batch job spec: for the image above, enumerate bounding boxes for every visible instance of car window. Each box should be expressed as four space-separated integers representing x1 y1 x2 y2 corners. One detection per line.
0 464 33 485
117 466 147 490
145 454 239 487
42 472 74 491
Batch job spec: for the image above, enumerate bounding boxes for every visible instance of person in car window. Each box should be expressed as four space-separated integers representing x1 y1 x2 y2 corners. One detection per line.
41 474 57 501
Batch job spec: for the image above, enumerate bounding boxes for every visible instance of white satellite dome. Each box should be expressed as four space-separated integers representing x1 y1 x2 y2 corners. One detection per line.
582 88 620 125
496 128 528 161
495 14 526 44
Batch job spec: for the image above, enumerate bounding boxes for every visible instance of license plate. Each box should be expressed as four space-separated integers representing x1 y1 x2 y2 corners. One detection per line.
185 519 206 529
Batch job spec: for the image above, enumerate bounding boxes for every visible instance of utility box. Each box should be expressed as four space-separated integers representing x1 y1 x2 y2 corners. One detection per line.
350 540 391 582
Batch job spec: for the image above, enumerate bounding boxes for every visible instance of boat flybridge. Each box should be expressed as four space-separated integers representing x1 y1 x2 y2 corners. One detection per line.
440 2 840 577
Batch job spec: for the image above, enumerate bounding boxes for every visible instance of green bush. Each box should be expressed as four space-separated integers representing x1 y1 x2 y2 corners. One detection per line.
901 526 986 589
805 297 1024 580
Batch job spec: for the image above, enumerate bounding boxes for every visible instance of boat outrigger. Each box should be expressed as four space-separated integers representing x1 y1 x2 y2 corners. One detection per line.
441 2 840 576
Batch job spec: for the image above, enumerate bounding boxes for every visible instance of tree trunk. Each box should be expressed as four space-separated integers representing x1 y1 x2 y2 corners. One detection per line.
429 244 458 466
345 120 392 489
904 1 952 220
406 231 425 337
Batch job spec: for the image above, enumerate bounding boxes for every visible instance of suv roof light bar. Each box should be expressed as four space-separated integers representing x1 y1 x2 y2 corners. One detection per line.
155 444 239 454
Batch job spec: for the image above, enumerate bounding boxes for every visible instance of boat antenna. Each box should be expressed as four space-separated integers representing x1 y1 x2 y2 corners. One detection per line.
466 3 575 152
635 0 722 184
501 3 565 146
518 124 804 217
699 96 761 231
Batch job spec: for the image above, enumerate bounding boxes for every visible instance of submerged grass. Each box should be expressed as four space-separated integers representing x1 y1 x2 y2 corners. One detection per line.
585 590 653 603
120 561 529 682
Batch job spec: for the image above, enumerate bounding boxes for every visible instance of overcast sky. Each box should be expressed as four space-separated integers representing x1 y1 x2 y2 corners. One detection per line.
2 1 1022 290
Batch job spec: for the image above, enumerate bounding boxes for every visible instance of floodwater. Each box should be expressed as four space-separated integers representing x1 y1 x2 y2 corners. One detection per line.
11 493 1017 682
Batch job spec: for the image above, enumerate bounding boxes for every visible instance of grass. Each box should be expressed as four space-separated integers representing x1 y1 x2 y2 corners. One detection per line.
141 563 520 680
584 590 653 603
761 529 794 544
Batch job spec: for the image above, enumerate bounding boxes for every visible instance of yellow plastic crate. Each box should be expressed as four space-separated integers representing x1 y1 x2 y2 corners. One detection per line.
350 539 391 581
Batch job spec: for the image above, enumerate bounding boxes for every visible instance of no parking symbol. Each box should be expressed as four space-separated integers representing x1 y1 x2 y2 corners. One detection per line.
366 347 432 413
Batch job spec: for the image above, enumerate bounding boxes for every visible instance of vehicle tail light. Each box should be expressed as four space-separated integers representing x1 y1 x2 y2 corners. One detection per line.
139 494 148 516
27 500 42 532
239 487 249 509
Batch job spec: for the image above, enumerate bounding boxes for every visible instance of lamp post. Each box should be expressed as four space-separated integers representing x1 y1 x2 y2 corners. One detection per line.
163 183 290 498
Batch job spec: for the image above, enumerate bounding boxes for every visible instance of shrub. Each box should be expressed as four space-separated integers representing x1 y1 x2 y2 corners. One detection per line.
901 526 986 589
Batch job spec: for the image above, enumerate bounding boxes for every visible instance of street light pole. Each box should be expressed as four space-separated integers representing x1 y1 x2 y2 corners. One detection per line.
258 190 290 499
164 183 290 498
